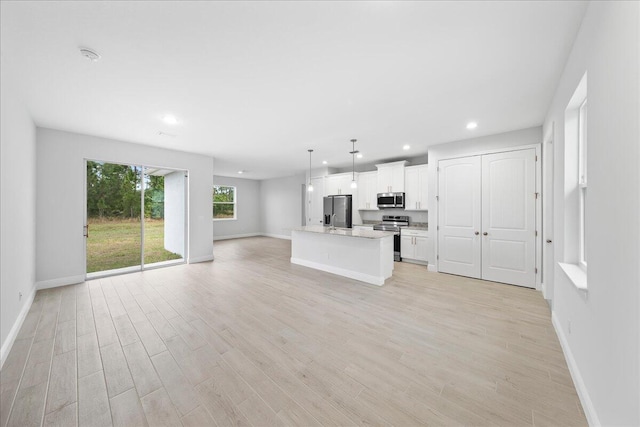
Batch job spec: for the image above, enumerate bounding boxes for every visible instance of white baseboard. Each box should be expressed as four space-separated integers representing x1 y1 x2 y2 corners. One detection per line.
551 312 600 426
213 233 261 241
290 257 385 286
188 254 214 264
0 286 36 369
427 264 437 272
36 274 85 290
262 233 291 240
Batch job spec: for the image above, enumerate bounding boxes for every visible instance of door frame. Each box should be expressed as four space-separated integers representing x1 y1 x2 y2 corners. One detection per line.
83 158 189 280
542 123 555 301
435 143 542 289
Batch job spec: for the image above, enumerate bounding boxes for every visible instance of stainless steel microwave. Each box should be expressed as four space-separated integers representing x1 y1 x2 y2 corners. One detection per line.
377 192 405 208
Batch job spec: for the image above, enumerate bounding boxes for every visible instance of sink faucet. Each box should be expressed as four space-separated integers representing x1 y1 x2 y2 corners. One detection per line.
330 214 336 230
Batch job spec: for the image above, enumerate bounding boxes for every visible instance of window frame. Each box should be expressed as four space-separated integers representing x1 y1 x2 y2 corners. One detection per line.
213 185 237 221
578 99 587 270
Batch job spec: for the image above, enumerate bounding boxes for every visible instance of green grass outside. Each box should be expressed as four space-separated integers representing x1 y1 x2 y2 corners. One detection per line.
87 218 182 273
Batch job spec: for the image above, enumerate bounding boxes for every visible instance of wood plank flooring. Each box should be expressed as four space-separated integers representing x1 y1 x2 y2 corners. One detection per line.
1 236 587 426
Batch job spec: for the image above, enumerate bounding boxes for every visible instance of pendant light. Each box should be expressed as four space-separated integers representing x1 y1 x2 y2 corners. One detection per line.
307 149 314 192
349 139 358 189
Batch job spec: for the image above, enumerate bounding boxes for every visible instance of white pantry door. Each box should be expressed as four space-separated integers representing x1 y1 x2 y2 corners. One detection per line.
481 149 536 287
438 156 482 278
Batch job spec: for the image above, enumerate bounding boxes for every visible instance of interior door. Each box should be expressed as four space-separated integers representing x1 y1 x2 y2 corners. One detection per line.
481 149 536 287
437 156 482 278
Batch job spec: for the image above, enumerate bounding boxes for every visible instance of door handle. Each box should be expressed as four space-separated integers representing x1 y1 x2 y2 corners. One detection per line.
83 224 89 238
474 231 479 235
546 239 552 243
483 232 488 236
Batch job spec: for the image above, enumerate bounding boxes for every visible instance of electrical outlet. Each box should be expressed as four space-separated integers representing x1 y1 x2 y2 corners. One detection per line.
568 320 572 334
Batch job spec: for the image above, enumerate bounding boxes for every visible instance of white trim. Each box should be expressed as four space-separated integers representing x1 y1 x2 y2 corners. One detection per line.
188 254 214 263
0 287 36 369
437 143 541 163
36 274 85 290
427 264 437 272
558 262 588 292
552 312 599 426
262 233 292 240
213 232 261 241
290 257 385 286
87 266 140 281
401 258 429 267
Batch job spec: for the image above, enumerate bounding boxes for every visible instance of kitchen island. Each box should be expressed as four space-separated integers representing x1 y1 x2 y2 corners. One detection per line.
291 225 396 286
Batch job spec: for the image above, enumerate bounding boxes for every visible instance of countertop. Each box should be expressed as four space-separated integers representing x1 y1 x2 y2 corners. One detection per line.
293 225 396 239
353 223 429 231
404 226 428 231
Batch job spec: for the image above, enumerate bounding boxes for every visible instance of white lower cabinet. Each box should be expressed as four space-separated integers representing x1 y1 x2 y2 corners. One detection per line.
401 229 429 263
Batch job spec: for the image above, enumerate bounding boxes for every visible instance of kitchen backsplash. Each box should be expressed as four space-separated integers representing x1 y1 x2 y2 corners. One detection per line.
360 209 428 224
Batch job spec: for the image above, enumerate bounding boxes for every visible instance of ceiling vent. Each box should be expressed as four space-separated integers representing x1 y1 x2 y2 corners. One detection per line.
79 47 101 62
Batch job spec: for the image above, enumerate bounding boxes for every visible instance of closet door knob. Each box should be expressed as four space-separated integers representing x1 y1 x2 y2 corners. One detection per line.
483 232 488 236
474 231 479 235
546 239 552 243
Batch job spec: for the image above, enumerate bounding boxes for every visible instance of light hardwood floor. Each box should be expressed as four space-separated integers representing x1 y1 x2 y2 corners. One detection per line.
1 236 586 426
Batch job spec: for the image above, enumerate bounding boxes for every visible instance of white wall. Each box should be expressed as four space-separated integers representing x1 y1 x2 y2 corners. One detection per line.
543 2 640 425
427 126 543 266
260 174 305 239
36 128 214 287
0 66 37 365
164 171 185 256
212 175 261 240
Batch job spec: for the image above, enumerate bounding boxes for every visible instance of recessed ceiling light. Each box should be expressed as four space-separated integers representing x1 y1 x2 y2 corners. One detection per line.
403 144 411 150
466 121 478 129
356 153 363 159
163 115 178 125
322 160 328 165
79 47 100 62
237 170 244 174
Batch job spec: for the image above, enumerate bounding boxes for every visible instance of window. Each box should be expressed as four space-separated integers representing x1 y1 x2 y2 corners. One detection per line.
578 99 587 268
559 73 588 291
213 185 236 220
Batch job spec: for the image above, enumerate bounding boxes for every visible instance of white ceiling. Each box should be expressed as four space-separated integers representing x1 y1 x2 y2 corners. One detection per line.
1 1 587 179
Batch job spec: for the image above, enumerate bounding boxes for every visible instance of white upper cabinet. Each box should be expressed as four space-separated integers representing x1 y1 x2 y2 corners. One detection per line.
376 161 407 193
325 173 356 196
357 171 378 210
404 165 429 211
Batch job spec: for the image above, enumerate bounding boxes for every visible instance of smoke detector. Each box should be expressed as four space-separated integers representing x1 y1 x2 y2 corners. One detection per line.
79 47 101 62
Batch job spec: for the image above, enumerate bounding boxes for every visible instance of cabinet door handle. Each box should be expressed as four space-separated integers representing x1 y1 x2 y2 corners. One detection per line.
546 239 552 243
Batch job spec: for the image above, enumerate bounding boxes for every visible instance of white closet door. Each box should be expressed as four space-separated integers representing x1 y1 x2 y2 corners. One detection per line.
438 156 482 278
481 149 536 287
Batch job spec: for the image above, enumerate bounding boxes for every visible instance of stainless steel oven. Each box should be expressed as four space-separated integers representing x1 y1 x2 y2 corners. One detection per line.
373 215 409 261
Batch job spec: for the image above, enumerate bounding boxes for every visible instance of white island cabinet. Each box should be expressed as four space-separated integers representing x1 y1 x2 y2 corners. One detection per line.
291 226 395 286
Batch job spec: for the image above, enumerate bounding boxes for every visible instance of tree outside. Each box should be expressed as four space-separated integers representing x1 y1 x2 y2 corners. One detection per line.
213 185 236 219
86 161 182 273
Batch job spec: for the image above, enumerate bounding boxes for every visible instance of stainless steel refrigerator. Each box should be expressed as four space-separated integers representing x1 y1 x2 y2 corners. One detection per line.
323 195 352 228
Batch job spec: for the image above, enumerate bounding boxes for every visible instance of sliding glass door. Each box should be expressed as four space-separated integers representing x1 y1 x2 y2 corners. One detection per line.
85 160 187 278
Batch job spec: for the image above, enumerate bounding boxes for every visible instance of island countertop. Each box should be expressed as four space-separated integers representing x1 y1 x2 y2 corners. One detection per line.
292 225 396 239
